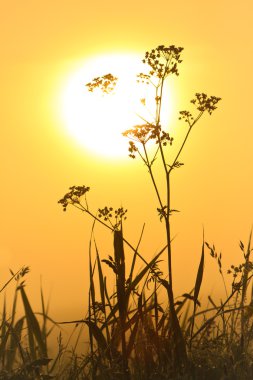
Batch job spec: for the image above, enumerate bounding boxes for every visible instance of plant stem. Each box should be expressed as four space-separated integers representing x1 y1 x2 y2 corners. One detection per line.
168 111 203 175
143 143 163 209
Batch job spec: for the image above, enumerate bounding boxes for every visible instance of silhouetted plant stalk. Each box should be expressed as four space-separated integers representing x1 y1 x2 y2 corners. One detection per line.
122 45 221 368
58 44 221 376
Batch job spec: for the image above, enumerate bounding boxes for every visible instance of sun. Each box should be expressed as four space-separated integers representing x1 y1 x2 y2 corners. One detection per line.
60 54 172 158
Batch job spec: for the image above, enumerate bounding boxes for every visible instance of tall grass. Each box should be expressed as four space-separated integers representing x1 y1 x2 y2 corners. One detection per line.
2 44 253 379
56 45 253 379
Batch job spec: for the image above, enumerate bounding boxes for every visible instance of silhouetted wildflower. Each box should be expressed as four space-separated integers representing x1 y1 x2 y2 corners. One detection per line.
191 93 221 114
136 73 151 84
98 206 127 230
142 45 184 78
86 73 118 94
58 185 90 211
179 110 194 124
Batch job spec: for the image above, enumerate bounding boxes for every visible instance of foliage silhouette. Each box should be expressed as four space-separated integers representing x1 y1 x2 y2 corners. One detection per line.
1 42 253 380
58 44 224 378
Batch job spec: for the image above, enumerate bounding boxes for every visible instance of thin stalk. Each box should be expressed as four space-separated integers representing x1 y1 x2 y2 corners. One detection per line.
153 72 188 368
168 111 203 175
143 143 163 209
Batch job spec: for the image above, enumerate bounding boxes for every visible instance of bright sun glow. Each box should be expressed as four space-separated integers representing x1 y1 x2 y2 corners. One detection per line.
61 54 172 158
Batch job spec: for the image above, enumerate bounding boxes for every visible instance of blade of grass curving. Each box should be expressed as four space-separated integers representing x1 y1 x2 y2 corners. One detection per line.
175 289 194 316
6 317 25 371
10 284 19 328
19 286 47 358
94 239 112 365
94 240 106 315
84 320 107 352
174 289 194 336
153 282 161 367
180 300 191 334
40 282 48 357
4 282 22 368
129 224 145 286
190 237 205 346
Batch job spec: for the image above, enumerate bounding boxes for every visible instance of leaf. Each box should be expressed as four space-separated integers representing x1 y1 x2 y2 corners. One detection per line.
84 320 107 351
114 229 126 319
190 239 205 343
101 259 117 274
19 286 47 358
193 241 205 308
181 292 200 307
6 318 25 370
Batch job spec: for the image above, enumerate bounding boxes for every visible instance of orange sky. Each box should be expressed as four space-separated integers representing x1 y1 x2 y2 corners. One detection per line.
1 1 253 321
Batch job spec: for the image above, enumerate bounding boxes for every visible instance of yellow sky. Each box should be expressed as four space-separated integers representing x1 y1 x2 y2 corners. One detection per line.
1 0 253 321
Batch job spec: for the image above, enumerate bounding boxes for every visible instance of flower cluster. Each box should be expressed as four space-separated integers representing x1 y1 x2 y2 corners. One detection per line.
160 130 174 146
98 206 113 220
58 185 90 211
142 45 184 78
98 206 127 230
123 124 156 143
123 124 173 159
136 73 151 85
178 110 194 124
227 261 253 289
86 73 118 94
191 93 221 115
127 141 138 159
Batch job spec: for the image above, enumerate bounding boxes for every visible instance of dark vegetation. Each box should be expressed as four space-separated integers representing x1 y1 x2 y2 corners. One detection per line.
2 45 253 379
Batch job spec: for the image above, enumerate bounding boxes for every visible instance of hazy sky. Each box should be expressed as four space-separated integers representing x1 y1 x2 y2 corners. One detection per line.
1 1 253 321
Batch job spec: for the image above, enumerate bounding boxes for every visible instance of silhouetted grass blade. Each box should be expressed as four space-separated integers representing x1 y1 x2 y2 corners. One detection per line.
191 240 205 344
19 286 47 358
